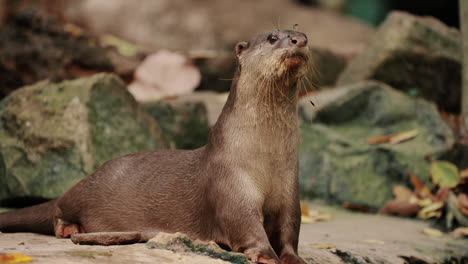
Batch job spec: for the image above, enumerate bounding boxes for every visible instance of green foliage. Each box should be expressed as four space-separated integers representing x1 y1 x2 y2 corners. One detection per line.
430 161 460 188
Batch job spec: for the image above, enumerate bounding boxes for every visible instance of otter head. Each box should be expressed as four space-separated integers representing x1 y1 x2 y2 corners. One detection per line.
234 30 310 80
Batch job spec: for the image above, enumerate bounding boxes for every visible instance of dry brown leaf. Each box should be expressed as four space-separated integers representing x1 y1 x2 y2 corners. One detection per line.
367 134 394 144
393 185 413 202
342 202 373 213
389 129 419 144
311 243 336 249
460 168 468 179
300 202 310 216
456 193 468 215
0 253 33 263
450 227 468 238
433 187 450 203
408 171 433 199
367 130 418 144
421 228 443 237
378 200 420 217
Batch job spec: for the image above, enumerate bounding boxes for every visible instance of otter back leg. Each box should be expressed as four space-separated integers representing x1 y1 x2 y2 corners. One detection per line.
54 218 85 238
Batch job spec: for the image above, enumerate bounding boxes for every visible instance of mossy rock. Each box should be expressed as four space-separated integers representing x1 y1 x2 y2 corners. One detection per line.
338 11 461 113
143 100 209 150
0 73 168 201
299 81 454 208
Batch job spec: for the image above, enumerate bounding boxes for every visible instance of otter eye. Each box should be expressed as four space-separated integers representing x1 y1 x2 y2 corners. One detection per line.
267 35 279 44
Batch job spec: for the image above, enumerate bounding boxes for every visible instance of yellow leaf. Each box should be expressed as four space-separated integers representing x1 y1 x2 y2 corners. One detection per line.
389 129 419 144
417 201 444 219
421 228 444 237
393 185 413 202
0 253 33 263
310 213 333 222
362 239 385 245
301 215 315 224
311 243 336 249
300 202 310 216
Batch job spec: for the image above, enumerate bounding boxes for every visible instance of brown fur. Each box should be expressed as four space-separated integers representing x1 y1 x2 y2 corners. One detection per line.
0 30 310 264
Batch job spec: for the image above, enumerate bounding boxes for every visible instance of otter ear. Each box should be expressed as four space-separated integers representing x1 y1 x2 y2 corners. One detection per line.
234 41 249 57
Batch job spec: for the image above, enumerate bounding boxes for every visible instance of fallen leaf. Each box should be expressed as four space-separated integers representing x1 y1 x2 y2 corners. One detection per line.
367 134 393 144
456 193 468 215
342 202 373 213
311 243 336 249
431 161 460 188
417 201 444 219
410 197 433 208
0 253 33 263
128 50 201 102
389 129 419 144
421 228 443 237
460 168 468 179
301 215 314 224
378 200 420 217
408 171 433 199
300 202 310 216
362 239 385 245
433 187 450 203
393 185 413 202
367 129 418 144
100 34 140 57
309 213 333 222
450 227 468 238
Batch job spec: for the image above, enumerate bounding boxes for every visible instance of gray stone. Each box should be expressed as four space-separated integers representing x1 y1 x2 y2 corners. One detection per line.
0 73 167 201
310 47 348 87
299 81 454 208
337 11 461 113
143 100 210 150
146 232 249 264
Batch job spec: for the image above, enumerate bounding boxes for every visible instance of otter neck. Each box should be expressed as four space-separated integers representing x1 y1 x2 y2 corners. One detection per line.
207 71 300 158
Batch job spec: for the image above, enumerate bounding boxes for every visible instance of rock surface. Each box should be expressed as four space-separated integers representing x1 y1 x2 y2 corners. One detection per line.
143 99 210 150
147 232 249 264
0 204 466 264
0 73 167 201
0 9 116 100
338 11 461 113
299 81 454 208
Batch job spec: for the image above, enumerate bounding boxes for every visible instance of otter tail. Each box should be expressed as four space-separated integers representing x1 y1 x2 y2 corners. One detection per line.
0 199 56 235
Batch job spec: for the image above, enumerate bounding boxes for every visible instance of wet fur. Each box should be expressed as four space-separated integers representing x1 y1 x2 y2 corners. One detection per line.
0 30 310 264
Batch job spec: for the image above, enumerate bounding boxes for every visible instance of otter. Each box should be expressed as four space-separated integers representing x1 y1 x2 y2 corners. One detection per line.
0 30 310 264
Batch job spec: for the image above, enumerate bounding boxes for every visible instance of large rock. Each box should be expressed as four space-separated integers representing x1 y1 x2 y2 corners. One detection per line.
0 73 167 201
143 99 210 150
64 0 373 54
337 11 461 113
299 81 454 208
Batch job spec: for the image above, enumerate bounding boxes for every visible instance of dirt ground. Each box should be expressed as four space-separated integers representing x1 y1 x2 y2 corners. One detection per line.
0 204 466 264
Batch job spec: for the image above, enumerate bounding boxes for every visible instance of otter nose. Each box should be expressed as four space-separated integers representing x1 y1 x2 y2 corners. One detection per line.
290 34 307 48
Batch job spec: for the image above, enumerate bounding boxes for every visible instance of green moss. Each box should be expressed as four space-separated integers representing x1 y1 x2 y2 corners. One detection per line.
147 236 249 264
299 82 453 208
143 101 209 150
0 73 168 201
87 75 166 168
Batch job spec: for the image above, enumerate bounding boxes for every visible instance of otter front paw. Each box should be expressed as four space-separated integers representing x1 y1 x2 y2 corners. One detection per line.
244 248 280 264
